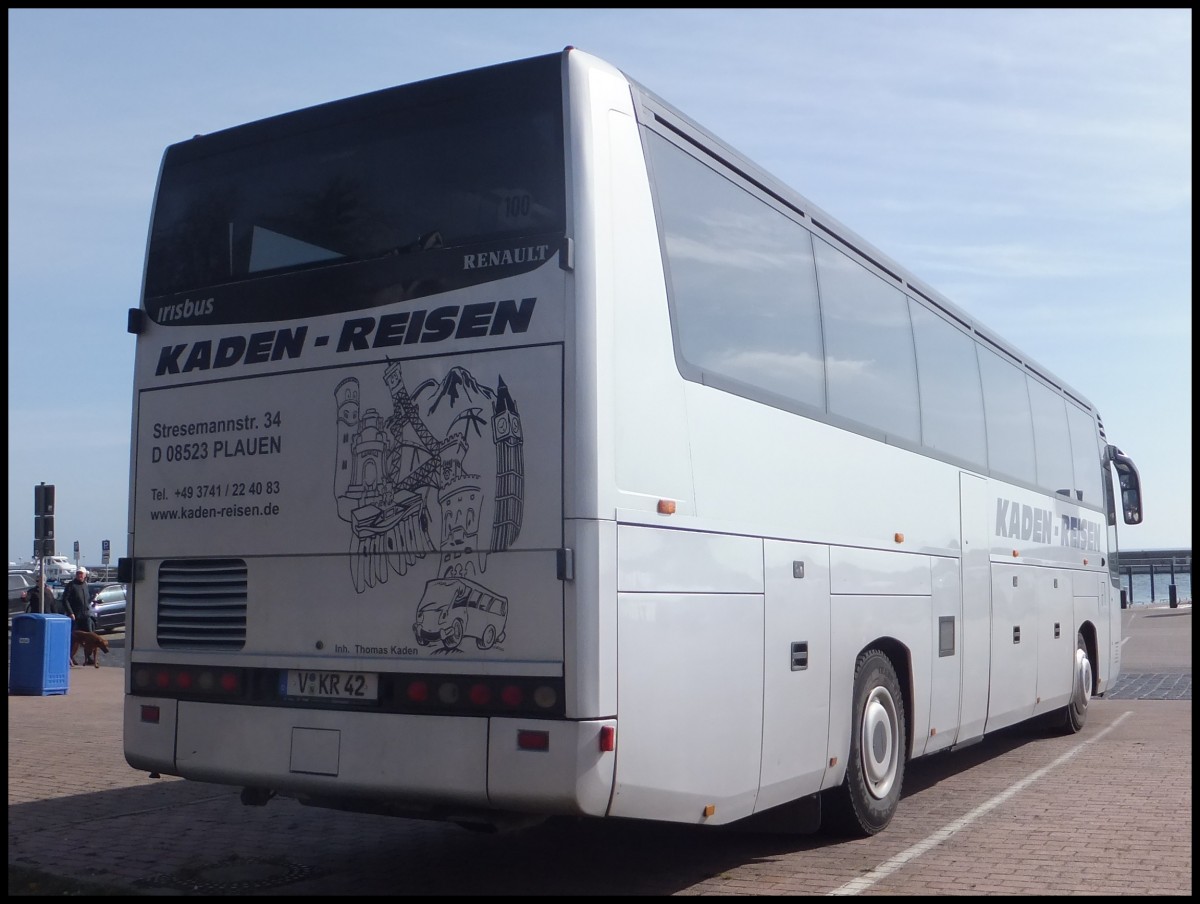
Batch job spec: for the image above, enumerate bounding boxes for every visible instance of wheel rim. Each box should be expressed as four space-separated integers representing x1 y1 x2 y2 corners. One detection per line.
861 686 899 799
1074 645 1092 713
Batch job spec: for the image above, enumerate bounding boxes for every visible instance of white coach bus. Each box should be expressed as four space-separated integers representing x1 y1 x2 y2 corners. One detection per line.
121 47 1144 836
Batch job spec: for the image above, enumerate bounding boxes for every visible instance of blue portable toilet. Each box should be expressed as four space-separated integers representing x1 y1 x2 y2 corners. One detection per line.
9 613 71 695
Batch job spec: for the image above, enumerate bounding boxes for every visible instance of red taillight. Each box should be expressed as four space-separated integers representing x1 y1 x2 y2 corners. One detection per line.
134 666 240 696
140 705 160 724
468 683 492 706
599 725 616 752
406 680 429 703
500 684 523 707
517 729 550 751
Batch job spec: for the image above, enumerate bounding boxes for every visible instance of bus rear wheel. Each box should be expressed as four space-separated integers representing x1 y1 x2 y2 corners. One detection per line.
823 649 906 837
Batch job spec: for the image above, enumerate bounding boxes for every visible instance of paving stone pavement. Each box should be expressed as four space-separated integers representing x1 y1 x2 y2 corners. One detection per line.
9 602 1191 895
1106 671 1191 699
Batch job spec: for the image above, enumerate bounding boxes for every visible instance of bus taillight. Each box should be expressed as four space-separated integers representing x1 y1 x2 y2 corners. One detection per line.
131 664 245 700
468 683 492 706
500 684 524 707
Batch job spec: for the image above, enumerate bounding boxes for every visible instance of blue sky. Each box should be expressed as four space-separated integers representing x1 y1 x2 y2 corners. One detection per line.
8 8 1191 563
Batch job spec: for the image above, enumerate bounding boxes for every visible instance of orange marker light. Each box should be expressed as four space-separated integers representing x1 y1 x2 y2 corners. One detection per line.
657 499 676 515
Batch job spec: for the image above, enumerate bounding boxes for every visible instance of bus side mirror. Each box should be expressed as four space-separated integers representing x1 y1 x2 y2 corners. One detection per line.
1105 445 1143 526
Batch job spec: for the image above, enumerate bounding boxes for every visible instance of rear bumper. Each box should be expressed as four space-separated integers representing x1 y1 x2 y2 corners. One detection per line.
124 695 615 819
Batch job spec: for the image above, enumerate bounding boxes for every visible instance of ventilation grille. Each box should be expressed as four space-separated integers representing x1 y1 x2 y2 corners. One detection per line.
157 558 248 649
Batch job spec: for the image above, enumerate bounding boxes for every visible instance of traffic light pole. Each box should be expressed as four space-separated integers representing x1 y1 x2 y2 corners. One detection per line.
33 482 55 614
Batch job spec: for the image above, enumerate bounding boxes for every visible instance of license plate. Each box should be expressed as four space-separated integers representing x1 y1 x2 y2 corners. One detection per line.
284 670 378 701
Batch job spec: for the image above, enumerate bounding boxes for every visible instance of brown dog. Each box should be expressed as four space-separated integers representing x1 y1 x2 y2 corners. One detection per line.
70 630 110 668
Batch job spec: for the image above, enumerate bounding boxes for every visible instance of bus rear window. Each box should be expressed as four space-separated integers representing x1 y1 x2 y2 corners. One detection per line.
144 54 565 299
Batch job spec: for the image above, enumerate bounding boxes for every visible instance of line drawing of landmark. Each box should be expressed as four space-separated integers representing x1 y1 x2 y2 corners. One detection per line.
333 360 525 652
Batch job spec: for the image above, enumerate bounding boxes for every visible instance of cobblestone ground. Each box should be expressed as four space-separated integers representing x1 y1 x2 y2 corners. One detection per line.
1106 671 1192 700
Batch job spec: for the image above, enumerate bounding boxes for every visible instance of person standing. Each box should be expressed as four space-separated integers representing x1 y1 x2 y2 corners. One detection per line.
61 568 95 662
24 577 57 614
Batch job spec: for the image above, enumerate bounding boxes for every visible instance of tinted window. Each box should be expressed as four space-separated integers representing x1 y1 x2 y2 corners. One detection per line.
646 132 826 411
910 300 987 468
1028 378 1074 497
645 123 1095 501
145 54 565 298
1066 403 1103 506
979 348 1036 485
814 237 919 443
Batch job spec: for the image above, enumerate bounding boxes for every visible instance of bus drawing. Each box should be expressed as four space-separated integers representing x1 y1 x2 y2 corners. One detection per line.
413 576 508 652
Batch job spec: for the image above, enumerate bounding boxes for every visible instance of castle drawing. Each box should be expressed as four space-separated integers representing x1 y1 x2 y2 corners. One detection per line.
333 361 525 651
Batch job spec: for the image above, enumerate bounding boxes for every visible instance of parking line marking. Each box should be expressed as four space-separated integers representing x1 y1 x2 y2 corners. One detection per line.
827 710 1134 896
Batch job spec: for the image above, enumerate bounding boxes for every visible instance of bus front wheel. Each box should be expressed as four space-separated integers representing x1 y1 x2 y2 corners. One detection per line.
1060 632 1092 734
442 619 464 650
823 649 906 837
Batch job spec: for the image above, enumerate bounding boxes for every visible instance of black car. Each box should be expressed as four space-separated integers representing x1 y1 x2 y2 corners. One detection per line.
89 584 127 634
8 572 35 622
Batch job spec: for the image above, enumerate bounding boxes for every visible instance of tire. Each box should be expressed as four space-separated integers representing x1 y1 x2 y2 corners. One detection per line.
823 649 906 837
476 624 497 650
1060 632 1092 734
442 618 464 650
